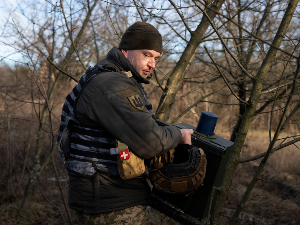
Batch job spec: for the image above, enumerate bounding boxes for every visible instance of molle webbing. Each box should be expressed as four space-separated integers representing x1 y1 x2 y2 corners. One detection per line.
57 65 110 146
57 65 118 176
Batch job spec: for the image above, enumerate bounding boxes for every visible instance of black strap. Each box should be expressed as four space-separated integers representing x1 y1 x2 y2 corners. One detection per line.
70 137 116 149
69 148 117 162
73 65 112 111
93 162 101 201
71 125 115 139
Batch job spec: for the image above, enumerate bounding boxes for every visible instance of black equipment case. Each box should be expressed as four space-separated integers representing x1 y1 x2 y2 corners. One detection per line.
148 120 234 225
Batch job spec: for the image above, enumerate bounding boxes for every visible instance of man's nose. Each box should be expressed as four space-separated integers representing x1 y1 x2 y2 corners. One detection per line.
148 58 156 69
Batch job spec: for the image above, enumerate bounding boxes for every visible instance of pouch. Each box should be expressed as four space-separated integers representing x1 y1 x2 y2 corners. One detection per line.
117 141 145 180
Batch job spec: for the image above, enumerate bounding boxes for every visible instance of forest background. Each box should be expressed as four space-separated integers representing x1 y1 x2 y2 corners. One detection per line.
0 0 299 224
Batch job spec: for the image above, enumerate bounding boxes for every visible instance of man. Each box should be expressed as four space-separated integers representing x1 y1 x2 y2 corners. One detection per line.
57 21 193 225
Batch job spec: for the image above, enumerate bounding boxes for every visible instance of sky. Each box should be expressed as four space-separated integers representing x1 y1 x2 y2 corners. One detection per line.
0 0 193 67
0 0 25 67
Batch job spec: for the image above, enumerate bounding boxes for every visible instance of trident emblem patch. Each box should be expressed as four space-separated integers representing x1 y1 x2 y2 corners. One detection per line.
127 94 144 111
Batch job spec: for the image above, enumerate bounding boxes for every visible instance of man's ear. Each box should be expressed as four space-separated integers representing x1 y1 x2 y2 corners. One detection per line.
121 49 128 58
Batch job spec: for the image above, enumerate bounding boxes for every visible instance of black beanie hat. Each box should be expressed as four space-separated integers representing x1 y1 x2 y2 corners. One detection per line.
119 21 162 53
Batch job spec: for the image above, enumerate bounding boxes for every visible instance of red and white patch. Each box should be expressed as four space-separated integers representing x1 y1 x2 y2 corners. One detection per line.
119 150 130 160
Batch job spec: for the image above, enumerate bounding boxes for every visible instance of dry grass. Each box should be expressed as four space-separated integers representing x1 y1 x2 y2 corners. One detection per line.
1 125 299 224
0 199 65 225
223 129 300 224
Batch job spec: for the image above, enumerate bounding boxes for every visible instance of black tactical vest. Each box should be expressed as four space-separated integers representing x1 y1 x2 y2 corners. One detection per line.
57 65 154 176
57 65 120 176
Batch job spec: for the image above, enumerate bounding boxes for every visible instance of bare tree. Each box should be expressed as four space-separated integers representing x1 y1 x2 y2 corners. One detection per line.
0 0 299 224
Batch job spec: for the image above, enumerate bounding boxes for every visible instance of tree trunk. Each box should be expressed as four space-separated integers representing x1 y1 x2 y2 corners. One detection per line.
156 0 226 122
210 0 299 223
230 80 246 141
21 107 48 208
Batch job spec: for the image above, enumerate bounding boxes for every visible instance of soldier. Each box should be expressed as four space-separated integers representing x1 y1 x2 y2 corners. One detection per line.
57 21 193 225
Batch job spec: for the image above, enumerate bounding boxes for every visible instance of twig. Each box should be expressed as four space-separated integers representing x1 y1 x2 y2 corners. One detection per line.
168 0 192 34
261 79 297 94
60 0 87 71
281 102 300 130
204 46 249 105
173 75 220 103
146 9 188 43
196 0 299 60
0 116 50 126
52 149 73 225
47 57 79 82
202 0 255 41
256 178 271 183
132 0 145 22
0 90 46 105
99 0 194 10
171 84 227 124
206 186 220 225
193 0 254 80
255 101 298 115
89 20 100 63
153 69 164 90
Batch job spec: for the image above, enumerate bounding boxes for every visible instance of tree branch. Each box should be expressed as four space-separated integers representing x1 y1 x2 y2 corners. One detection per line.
204 46 249 105
193 0 254 80
156 0 226 121
240 136 300 163
171 84 227 124
168 0 193 34
133 0 145 22
60 0 87 71
196 0 299 59
47 57 79 82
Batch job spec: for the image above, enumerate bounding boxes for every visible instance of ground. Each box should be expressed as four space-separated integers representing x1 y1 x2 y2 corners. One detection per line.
1 129 299 225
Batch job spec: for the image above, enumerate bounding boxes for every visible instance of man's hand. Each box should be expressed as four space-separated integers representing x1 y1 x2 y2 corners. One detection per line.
180 129 194 145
